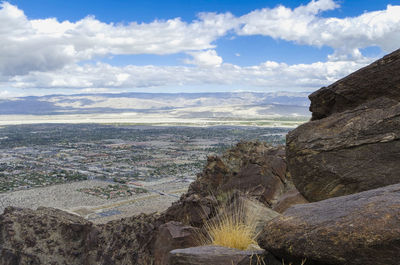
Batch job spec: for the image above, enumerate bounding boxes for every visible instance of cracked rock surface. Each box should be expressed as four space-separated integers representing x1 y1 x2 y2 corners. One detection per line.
258 183 400 265
287 97 400 202
287 49 400 202
309 49 400 120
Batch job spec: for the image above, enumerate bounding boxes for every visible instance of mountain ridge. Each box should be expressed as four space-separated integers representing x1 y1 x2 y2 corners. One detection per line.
0 92 310 118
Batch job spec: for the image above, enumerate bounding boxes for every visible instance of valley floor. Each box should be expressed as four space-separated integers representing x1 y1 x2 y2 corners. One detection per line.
0 178 189 223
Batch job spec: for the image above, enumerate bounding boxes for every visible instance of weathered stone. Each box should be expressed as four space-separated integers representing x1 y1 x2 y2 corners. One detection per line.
258 184 400 265
287 97 400 201
309 48 400 120
163 194 218 227
189 142 288 207
0 206 161 265
168 245 280 265
272 188 308 213
84 212 162 265
154 221 199 265
164 141 291 227
237 196 280 234
0 207 92 265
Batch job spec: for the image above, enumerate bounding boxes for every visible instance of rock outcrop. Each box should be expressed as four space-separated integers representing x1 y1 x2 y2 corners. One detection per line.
0 207 92 265
189 142 289 206
85 212 161 265
163 193 218 227
0 207 161 265
288 49 400 202
164 142 299 227
287 97 400 201
260 49 400 264
258 183 400 265
309 48 400 120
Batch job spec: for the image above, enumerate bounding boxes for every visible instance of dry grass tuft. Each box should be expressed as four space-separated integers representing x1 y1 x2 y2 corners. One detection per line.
198 198 260 251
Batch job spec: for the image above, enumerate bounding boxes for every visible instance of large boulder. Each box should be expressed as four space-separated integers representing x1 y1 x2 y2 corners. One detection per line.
168 245 281 265
287 97 400 201
309 48 400 120
258 183 400 265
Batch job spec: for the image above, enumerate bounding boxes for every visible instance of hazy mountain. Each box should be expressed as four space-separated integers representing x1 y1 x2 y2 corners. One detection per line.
0 92 310 118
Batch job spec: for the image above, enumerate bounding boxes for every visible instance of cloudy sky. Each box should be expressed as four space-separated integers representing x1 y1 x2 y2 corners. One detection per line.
0 0 399 97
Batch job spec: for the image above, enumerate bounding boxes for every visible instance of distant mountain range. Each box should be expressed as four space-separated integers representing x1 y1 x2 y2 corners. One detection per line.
0 92 311 118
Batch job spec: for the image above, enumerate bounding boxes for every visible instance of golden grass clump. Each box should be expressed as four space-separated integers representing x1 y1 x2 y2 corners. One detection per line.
199 198 260 251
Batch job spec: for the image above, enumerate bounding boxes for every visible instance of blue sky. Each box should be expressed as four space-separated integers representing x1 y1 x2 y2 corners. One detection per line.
0 0 399 97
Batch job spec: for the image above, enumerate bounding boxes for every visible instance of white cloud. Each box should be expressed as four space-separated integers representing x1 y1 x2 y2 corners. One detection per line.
184 50 223 67
0 90 11 98
4 56 372 92
237 1 400 58
0 2 236 76
0 0 399 95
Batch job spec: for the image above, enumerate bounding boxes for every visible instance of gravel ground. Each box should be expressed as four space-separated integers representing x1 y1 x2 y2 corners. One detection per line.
0 179 190 223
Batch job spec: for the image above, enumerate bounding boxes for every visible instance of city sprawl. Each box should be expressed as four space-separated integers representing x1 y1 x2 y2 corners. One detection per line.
0 124 289 195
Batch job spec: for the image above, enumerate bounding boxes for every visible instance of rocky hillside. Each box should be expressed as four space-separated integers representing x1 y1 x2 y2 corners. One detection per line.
0 49 399 265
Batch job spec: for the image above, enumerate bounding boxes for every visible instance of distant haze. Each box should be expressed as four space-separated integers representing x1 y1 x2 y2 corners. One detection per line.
0 92 310 126
0 92 309 115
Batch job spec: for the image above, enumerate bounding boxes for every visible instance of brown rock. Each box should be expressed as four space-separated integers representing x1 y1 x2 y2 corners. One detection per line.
154 221 199 265
190 141 288 207
0 207 92 265
163 141 292 228
287 97 400 201
84 212 162 265
309 48 400 120
258 183 400 265
163 194 218 227
272 188 308 213
237 196 280 234
0 207 161 265
168 245 280 265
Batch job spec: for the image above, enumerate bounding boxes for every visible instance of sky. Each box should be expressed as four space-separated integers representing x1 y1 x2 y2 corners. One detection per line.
0 0 399 97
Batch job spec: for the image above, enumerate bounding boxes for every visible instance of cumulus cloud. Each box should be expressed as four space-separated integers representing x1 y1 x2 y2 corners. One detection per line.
237 0 400 58
0 0 399 94
0 2 236 76
184 50 223 67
